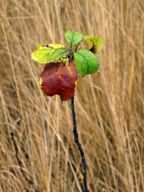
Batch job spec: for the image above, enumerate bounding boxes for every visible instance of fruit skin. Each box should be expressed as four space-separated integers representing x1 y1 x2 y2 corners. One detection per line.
40 62 78 101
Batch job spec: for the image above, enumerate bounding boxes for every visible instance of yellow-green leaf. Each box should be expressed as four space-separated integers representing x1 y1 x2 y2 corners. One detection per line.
84 35 104 53
48 43 65 49
32 45 52 64
31 45 68 64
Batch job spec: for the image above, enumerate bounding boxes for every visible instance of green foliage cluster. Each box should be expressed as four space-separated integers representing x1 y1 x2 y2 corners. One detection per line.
32 30 104 77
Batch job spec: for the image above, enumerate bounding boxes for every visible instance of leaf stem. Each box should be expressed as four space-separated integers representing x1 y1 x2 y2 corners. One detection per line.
70 97 89 192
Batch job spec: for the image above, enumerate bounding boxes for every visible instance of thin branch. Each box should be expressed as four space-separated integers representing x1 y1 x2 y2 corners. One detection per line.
70 97 89 192
10 132 38 192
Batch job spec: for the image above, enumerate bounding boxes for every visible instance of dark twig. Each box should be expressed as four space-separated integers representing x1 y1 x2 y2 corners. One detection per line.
10 132 38 192
70 97 89 192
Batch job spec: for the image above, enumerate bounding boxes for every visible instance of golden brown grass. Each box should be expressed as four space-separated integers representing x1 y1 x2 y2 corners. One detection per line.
0 0 144 191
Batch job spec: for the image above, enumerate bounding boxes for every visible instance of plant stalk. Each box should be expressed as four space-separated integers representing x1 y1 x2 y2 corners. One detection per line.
10 132 38 192
70 96 89 192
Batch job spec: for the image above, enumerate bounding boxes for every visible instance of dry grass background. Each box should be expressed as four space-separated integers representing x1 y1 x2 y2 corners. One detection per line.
0 0 144 192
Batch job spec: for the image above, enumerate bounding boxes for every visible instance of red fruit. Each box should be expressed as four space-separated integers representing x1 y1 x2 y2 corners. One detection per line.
40 62 78 101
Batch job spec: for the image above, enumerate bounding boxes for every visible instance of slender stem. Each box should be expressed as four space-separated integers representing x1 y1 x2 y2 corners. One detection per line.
70 97 89 192
10 132 38 192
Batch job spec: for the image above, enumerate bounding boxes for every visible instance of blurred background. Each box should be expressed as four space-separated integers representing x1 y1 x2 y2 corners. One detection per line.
0 0 144 191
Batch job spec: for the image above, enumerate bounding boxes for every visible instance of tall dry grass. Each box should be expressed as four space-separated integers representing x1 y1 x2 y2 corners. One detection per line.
0 0 144 191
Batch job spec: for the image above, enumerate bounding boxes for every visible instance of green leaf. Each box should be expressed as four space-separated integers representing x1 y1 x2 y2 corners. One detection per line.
47 48 68 63
31 45 68 64
84 35 104 53
65 30 83 45
74 49 99 77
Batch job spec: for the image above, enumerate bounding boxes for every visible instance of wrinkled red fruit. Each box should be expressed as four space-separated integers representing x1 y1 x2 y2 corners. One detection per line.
40 62 78 101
